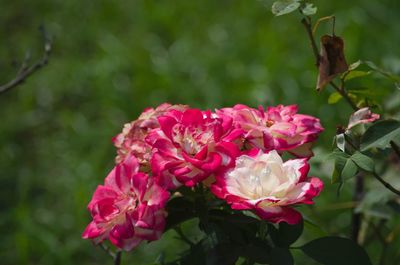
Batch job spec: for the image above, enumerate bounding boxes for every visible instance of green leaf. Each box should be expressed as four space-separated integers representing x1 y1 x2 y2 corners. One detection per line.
209 210 258 225
348 60 362 71
350 152 374 172
365 61 400 85
207 213 258 244
181 240 240 265
341 158 358 180
303 219 328 238
271 0 301 16
268 248 294 265
241 238 270 263
360 119 400 151
335 133 345 152
269 219 303 247
344 70 371 81
346 87 377 97
165 197 195 230
328 92 342 104
300 237 372 265
328 150 350 184
327 149 350 160
301 3 317 16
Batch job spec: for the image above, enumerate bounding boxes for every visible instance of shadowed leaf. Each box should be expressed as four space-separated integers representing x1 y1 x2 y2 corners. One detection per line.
300 237 372 265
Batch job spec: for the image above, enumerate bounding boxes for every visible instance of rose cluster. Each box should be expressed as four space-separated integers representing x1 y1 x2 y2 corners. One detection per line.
83 103 324 251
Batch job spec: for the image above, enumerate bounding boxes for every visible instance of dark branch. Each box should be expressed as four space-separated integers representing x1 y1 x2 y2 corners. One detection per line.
390 141 400 159
372 172 400 196
114 251 122 265
332 81 358 110
0 25 52 95
351 173 364 242
301 17 320 67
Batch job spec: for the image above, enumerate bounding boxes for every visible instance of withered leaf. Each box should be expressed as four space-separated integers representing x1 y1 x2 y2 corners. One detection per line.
317 35 348 91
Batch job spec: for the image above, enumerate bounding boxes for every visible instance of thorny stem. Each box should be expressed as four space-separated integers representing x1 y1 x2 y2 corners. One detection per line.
301 17 358 111
0 25 52 95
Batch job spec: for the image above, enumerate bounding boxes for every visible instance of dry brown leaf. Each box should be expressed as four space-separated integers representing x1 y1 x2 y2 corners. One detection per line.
317 35 348 91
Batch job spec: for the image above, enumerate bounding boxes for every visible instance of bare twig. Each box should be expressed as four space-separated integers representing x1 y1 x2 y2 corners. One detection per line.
0 25 52 95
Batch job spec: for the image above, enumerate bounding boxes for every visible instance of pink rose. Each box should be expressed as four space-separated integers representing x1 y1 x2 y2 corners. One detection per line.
113 103 188 169
147 108 243 189
211 149 323 224
347 107 380 130
217 104 324 157
82 155 169 251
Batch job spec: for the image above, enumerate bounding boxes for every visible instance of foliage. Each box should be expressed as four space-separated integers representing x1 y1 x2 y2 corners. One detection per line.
1 1 400 265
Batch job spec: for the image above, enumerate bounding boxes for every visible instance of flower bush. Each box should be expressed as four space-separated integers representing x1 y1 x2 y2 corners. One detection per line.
83 3 399 265
83 103 324 255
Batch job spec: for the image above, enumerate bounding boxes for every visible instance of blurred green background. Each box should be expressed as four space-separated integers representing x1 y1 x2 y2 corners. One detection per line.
1 1 400 264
